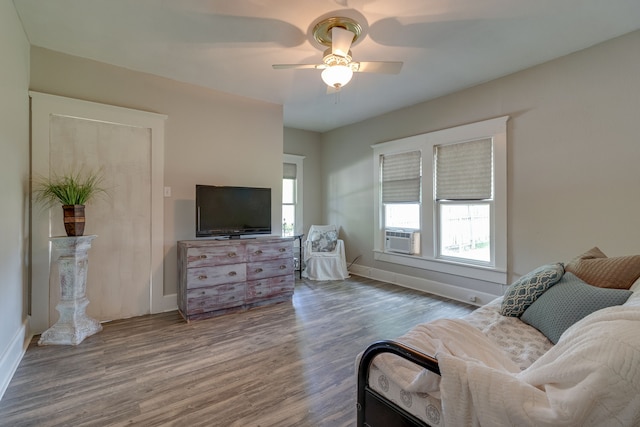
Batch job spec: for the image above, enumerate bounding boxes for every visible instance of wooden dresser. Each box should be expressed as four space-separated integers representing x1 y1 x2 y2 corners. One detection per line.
177 237 295 322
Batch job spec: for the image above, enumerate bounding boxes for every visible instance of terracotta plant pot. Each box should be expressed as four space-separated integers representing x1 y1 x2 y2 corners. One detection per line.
62 205 86 236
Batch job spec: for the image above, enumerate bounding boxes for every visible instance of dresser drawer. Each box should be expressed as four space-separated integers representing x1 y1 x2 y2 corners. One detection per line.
246 275 294 302
247 240 292 262
245 280 270 301
186 245 247 268
246 258 294 280
186 263 246 288
186 283 246 314
269 274 295 296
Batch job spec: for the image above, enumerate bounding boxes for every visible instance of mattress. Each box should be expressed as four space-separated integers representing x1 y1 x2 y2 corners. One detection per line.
367 297 553 426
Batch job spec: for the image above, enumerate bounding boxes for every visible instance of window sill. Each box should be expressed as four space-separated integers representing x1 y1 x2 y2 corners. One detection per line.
373 250 507 285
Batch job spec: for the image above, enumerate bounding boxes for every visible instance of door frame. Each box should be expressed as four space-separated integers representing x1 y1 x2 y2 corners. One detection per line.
29 92 172 333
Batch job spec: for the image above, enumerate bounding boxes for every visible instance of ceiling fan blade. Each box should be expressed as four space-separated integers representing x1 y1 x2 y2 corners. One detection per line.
272 63 325 70
331 26 354 57
354 61 403 74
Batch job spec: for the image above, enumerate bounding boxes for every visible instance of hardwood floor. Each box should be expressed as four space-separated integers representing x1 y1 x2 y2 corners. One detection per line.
0 275 475 427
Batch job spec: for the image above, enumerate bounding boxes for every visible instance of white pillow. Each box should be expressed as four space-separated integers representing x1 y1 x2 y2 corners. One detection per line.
623 276 640 306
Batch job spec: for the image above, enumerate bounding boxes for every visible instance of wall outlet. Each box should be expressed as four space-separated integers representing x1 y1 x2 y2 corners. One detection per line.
164 186 171 197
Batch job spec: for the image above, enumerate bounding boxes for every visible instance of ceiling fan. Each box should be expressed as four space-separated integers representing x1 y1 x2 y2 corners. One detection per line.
272 17 403 90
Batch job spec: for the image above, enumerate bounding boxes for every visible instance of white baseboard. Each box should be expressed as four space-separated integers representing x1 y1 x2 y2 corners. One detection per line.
0 318 32 401
348 264 500 307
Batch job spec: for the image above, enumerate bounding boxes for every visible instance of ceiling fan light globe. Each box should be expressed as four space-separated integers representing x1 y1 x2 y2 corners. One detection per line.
321 65 353 89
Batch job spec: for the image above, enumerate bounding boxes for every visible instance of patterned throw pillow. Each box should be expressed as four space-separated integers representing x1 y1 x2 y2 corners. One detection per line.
310 230 338 252
500 263 564 317
521 272 632 344
565 247 640 289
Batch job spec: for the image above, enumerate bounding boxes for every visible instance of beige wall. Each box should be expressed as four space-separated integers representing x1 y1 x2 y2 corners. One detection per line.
320 30 640 290
0 0 30 396
29 47 284 297
15 20 640 321
283 127 322 235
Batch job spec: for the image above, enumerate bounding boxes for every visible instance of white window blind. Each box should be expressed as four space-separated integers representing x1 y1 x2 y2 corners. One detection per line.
435 138 492 200
283 162 297 179
382 150 421 203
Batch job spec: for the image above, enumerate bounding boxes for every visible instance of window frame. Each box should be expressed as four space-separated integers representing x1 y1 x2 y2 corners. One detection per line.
372 116 508 285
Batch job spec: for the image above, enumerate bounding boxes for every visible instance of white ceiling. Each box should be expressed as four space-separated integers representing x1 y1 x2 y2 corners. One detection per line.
13 0 640 132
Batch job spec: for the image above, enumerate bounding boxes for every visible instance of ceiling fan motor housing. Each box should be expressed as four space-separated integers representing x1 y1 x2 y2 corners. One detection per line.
313 17 362 48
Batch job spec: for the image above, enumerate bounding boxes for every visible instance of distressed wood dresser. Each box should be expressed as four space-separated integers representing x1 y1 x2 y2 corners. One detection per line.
177 237 294 321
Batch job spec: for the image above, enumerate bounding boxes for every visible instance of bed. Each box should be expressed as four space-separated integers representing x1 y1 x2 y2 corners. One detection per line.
356 248 640 426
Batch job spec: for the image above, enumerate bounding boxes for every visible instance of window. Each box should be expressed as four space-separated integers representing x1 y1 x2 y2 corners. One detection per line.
282 166 296 236
435 138 493 264
372 116 508 285
381 150 421 233
282 154 304 237
438 203 491 262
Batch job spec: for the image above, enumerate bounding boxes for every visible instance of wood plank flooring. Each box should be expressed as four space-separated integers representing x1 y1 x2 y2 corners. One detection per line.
0 275 475 427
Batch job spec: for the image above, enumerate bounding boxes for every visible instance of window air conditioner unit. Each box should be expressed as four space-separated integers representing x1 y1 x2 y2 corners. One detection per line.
385 230 420 255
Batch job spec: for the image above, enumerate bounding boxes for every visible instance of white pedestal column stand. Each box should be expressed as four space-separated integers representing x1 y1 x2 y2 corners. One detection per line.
38 235 102 346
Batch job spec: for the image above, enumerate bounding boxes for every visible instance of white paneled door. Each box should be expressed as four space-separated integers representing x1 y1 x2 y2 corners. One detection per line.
30 92 170 333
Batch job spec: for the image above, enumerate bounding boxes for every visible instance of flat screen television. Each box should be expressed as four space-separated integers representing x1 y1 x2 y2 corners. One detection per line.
196 185 272 238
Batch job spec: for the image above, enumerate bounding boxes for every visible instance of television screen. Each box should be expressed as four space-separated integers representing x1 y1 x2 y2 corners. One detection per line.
196 185 272 238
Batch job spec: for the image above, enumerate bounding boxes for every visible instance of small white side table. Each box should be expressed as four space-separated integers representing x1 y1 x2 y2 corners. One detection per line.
38 235 102 346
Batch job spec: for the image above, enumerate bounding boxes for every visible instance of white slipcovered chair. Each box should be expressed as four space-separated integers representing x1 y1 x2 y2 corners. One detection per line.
302 225 350 281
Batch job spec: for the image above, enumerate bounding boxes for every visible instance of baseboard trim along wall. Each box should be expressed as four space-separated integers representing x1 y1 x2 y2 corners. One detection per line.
0 319 31 401
348 265 502 307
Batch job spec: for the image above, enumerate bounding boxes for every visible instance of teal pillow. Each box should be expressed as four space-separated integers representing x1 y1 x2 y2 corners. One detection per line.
521 273 632 344
500 263 565 317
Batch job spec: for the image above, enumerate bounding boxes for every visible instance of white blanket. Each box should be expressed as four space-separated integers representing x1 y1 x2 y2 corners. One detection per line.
439 306 640 426
373 318 520 398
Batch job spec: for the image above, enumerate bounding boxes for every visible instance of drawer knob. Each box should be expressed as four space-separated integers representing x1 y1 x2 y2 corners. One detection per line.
280 265 287 269
199 255 207 259
229 271 237 276
198 275 207 280
254 249 263 255
228 252 237 258
279 248 286 252
255 268 263 273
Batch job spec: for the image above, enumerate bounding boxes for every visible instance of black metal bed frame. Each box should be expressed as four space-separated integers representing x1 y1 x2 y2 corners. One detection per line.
356 340 441 427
